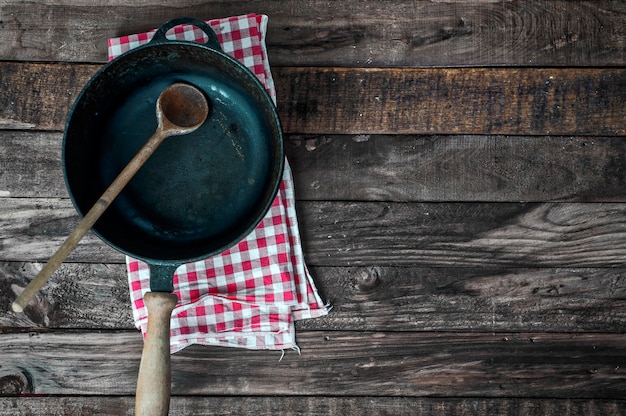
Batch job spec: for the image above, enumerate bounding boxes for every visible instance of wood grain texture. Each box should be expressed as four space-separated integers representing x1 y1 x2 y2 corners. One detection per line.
277 67 626 135
1 397 626 416
287 134 626 202
303 266 626 333
0 197 120 263
0 132 67 198
297 202 626 267
4 131 626 202
1 0 625 411
0 1 624 66
2 262 625 333
1 63 625 135
0 262 130 329
4 199 626 267
0 330 624 398
0 62 90 131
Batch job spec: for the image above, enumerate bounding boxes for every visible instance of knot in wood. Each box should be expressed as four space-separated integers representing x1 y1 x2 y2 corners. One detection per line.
0 372 33 395
358 267 381 291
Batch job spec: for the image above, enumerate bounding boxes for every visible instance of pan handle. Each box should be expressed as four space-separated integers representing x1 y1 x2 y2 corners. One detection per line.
135 262 180 415
151 17 221 51
135 291 178 416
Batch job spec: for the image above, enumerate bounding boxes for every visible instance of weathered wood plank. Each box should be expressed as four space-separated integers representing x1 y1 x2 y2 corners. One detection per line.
0 330 624 398
278 67 626 135
298 201 626 267
1 396 626 416
287 134 626 202
0 62 90 131
0 262 130 329
1 63 624 135
2 0 623 412
0 132 67 199
3 200 626 268
301 266 626 333
2 262 625 333
0 197 121 263
0 1 624 66
4 131 626 202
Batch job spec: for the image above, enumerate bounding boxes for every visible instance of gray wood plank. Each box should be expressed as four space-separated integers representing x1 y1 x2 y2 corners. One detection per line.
4 131 626 202
303 266 626 333
0 197 121 263
298 201 626 267
3 199 626 267
0 262 131 329
0 330 624 398
1 396 625 416
0 131 67 199
287 134 626 202
2 262 625 333
0 1 624 66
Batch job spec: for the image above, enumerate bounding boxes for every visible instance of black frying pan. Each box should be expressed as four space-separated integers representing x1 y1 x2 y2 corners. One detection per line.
62 18 283 415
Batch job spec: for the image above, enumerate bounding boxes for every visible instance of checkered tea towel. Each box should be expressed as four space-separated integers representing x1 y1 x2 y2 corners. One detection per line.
108 14 329 353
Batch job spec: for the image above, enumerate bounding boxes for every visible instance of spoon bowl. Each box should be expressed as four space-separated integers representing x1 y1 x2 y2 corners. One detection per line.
158 82 209 133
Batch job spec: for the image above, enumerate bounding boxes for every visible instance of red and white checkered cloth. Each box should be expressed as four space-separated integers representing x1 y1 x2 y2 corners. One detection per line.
108 14 328 353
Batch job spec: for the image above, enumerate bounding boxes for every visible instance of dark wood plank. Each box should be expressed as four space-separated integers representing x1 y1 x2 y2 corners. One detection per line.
1 396 625 416
0 330 625 398
0 62 92 131
0 1 625 66
3 262 625 333
287 134 626 202
297 201 626 267
5 131 626 202
277 67 626 136
1 63 625 135
3 199 626 267
302 266 626 333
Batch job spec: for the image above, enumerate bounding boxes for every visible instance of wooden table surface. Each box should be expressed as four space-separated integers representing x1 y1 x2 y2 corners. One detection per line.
1 1 626 415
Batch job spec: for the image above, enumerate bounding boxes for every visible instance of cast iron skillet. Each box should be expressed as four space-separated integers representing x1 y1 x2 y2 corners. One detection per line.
63 18 284 415
64 18 283 288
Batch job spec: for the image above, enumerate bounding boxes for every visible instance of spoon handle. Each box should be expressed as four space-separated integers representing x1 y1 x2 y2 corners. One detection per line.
12 129 168 313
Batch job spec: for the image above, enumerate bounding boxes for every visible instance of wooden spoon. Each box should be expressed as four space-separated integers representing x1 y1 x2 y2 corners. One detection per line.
11 83 209 313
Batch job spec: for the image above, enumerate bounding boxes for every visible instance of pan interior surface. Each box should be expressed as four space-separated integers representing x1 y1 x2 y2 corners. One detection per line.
63 44 283 262
103 73 270 243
